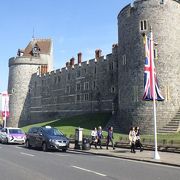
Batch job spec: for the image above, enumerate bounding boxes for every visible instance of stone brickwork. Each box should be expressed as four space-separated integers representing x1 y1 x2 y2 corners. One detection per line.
117 0 180 133
7 0 180 133
7 39 53 127
27 48 118 126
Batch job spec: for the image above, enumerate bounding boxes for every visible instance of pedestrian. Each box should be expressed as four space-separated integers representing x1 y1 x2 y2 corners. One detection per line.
135 126 143 152
106 126 115 150
90 127 98 149
129 127 136 153
97 126 103 149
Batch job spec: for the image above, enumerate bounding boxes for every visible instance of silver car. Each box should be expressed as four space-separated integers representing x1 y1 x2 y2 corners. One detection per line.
0 127 26 144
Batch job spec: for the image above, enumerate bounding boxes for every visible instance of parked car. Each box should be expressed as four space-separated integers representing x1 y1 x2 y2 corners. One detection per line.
0 127 26 144
25 126 69 152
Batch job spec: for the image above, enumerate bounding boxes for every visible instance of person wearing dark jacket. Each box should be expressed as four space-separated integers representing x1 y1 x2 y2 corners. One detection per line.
97 126 103 149
135 126 143 152
106 126 115 150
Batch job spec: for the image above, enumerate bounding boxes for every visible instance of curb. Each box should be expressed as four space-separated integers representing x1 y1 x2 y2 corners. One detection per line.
68 148 180 168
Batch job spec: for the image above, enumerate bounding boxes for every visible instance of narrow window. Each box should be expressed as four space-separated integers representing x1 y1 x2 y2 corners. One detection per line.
77 70 81 78
165 86 170 101
84 82 89 90
76 94 81 101
109 62 114 70
76 83 81 91
58 76 61 83
154 49 158 60
122 55 126 65
66 85 70 94
140 20 147 31
93 81 96 90
84 93 89 101
111 86 115 93
141 21 144 31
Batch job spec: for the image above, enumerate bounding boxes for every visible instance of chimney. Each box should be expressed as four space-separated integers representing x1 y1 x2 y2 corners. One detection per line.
70 57 75 68
78 52 82 65
95 49 102 60
66 62 70 68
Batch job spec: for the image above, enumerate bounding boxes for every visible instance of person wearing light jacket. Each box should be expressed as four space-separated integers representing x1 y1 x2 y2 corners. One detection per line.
129 127 136 153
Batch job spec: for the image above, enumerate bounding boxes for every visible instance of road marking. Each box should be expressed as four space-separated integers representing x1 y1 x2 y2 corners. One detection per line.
15 146 23 149
47 152 69 157
20 152 35 157
72 165 107 177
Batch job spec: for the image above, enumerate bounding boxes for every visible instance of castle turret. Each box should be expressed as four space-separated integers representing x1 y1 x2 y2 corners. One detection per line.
117 0 180 133
7 39 53 127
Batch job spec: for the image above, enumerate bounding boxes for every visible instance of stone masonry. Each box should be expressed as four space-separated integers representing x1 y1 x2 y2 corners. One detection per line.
7 0 180 133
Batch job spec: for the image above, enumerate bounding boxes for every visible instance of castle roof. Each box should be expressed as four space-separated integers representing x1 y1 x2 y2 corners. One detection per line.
22 39 52 57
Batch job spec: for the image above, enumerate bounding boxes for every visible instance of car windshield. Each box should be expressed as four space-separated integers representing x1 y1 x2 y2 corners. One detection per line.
9 129 24 134
44 128 64 136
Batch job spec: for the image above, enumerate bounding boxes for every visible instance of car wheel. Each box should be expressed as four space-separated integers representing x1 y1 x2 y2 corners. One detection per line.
62 149 67 152
5 138 8 144
42 142 48 152
25 140 31 148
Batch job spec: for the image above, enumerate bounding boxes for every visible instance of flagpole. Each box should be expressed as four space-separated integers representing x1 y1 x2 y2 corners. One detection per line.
150 28 160 160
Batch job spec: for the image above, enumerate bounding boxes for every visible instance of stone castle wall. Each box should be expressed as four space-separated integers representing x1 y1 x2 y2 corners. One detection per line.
7 0 180 133
117 0 180 133
26 48 118 125
8 51 52 127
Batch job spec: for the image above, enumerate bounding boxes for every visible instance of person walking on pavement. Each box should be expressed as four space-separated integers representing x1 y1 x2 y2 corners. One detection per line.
97 126 103 149
135 126 143 152
106 126 115 150
90 127 98 149
129 127 136 153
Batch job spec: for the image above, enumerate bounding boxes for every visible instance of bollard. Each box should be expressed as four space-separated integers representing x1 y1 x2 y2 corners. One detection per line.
74 128 83 149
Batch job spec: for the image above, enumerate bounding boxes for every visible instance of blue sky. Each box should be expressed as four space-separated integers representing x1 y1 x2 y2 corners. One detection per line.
0 0 133 93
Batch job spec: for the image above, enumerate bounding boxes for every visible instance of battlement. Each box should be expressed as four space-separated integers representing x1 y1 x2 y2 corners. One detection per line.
118 0 180 19
35 44 117 78
8 55 48 67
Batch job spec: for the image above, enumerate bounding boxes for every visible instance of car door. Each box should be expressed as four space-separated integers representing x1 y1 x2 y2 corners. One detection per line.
35 128 43 147
29 127 38 147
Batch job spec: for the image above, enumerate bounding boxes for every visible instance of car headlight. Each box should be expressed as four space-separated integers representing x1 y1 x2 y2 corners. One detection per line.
49 139 56 143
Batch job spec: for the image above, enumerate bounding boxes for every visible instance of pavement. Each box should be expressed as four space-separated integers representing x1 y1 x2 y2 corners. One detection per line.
69 143 180 167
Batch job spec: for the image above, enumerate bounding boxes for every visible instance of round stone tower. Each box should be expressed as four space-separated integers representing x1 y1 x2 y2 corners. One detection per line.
117 0 180 133
7 39 53 127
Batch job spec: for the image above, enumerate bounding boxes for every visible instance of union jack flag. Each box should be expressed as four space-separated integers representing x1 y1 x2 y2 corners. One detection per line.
143 31 164 101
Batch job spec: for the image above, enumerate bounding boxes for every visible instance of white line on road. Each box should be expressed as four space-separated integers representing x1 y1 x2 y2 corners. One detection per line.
47 152 69 157
15 146 23 149
72 165 107 177
20 152 35 157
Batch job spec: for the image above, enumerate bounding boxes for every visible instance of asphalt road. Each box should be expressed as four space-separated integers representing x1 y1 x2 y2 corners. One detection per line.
0 144 179 180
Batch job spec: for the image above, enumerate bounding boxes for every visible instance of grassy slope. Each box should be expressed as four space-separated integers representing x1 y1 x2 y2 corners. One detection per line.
22 112 112 137
22 113 180 144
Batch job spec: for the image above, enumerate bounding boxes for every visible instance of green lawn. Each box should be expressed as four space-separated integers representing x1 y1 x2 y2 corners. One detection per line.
22 112 112 137
21 113 180 145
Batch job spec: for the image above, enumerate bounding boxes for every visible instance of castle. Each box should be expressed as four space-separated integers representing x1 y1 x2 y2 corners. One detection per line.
7 0 180 133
